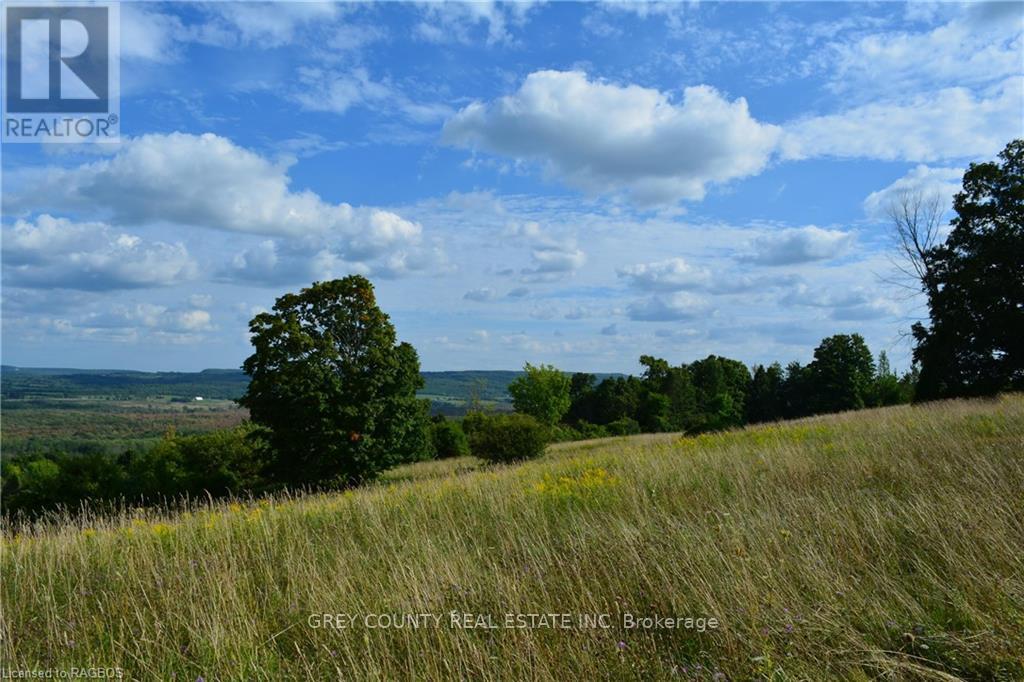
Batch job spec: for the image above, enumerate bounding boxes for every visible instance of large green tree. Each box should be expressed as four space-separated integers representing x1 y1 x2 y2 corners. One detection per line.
239 277 430 487
808 334 875 413
508 362 571 426
913 139 1024 400
689 355 750 431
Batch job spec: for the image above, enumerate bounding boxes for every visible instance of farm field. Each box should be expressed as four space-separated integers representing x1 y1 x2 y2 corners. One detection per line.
2 395 1022 680
0 399 248 456
0 368 626 454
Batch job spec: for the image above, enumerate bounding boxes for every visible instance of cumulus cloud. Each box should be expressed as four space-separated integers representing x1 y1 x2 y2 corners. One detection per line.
442 70 781 205
222 236 445 286
6 133 443 279
862 165 963 220
781 77 1022 163
626 292 712 321
506 221 587 282
23 303 215 345
8 133 417 244
2 215 197 291
782 283 900 321
617 257 711 291
740 226 853 266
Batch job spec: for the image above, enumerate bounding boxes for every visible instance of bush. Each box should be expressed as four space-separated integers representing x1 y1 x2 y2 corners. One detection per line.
574 421 610 440
606 417 641 436
429 419 470 459
468 413 549 463
1 426 262 518
460 410 490 440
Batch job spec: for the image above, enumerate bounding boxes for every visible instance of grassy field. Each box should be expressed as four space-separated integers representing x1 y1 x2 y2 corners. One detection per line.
2 396 1022 680
0 399 248 455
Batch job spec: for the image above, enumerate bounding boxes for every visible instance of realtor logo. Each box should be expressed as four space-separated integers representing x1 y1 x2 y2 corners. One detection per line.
3 2 120 142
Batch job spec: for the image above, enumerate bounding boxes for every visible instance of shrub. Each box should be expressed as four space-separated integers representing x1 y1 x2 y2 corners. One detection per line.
429 419 470 459
606 417 641 436
460 410 494 441
469 413 549 463
574 421 610 440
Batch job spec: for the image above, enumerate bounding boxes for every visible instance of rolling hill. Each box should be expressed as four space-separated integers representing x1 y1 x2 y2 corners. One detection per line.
3 396 1021 679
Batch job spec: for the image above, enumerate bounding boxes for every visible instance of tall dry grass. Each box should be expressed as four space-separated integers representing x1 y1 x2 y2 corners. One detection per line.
2 396 1023 680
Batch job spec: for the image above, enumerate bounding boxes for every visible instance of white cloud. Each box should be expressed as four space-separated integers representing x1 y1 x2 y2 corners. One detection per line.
442 70 781 205
59 304 215 344
120 5 187 62
291 67 453 123
2 215 197 291
627 291 712 321
863 165 963 220
782 77 1023 163
292 67 394 115
506 221 587 282
463 287 498 302
120 3 344 60
413 1 539 45
7 133 441 278
198 2 341 48
782 284 901 321
829 8 1023 97
617 257 711 291
740 226 853 266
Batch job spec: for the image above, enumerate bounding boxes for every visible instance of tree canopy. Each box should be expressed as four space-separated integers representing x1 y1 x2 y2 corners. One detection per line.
239 276 430 487
508 362 572 426
913 139 1024 400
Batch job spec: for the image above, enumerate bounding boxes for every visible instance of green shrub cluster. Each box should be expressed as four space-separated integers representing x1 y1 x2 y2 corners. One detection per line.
1 427 262 518
464 413 549 463
427 418 470 459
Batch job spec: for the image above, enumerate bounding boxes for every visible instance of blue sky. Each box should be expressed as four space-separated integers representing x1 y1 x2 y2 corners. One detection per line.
2 1 1022 373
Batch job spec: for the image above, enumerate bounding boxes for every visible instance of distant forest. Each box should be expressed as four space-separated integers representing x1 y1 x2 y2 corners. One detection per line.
0 366 620 410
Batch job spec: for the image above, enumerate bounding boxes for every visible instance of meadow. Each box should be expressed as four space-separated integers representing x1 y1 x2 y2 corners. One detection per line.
2 396 1022 680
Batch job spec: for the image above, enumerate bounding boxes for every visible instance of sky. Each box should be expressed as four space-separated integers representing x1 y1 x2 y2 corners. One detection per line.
2 0 1022 374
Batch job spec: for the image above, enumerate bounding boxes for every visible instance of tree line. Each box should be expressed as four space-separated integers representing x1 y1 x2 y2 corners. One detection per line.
508 335 914 441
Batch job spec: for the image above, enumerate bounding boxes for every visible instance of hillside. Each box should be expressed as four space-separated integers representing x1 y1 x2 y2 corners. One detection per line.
1 366 622 405
2 396 1022 680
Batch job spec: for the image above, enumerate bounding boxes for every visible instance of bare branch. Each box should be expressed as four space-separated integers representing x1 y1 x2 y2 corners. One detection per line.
884 189 944 297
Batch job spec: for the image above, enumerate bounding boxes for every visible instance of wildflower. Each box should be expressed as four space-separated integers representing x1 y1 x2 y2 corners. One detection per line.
617 640 627 651
150 523 173 537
